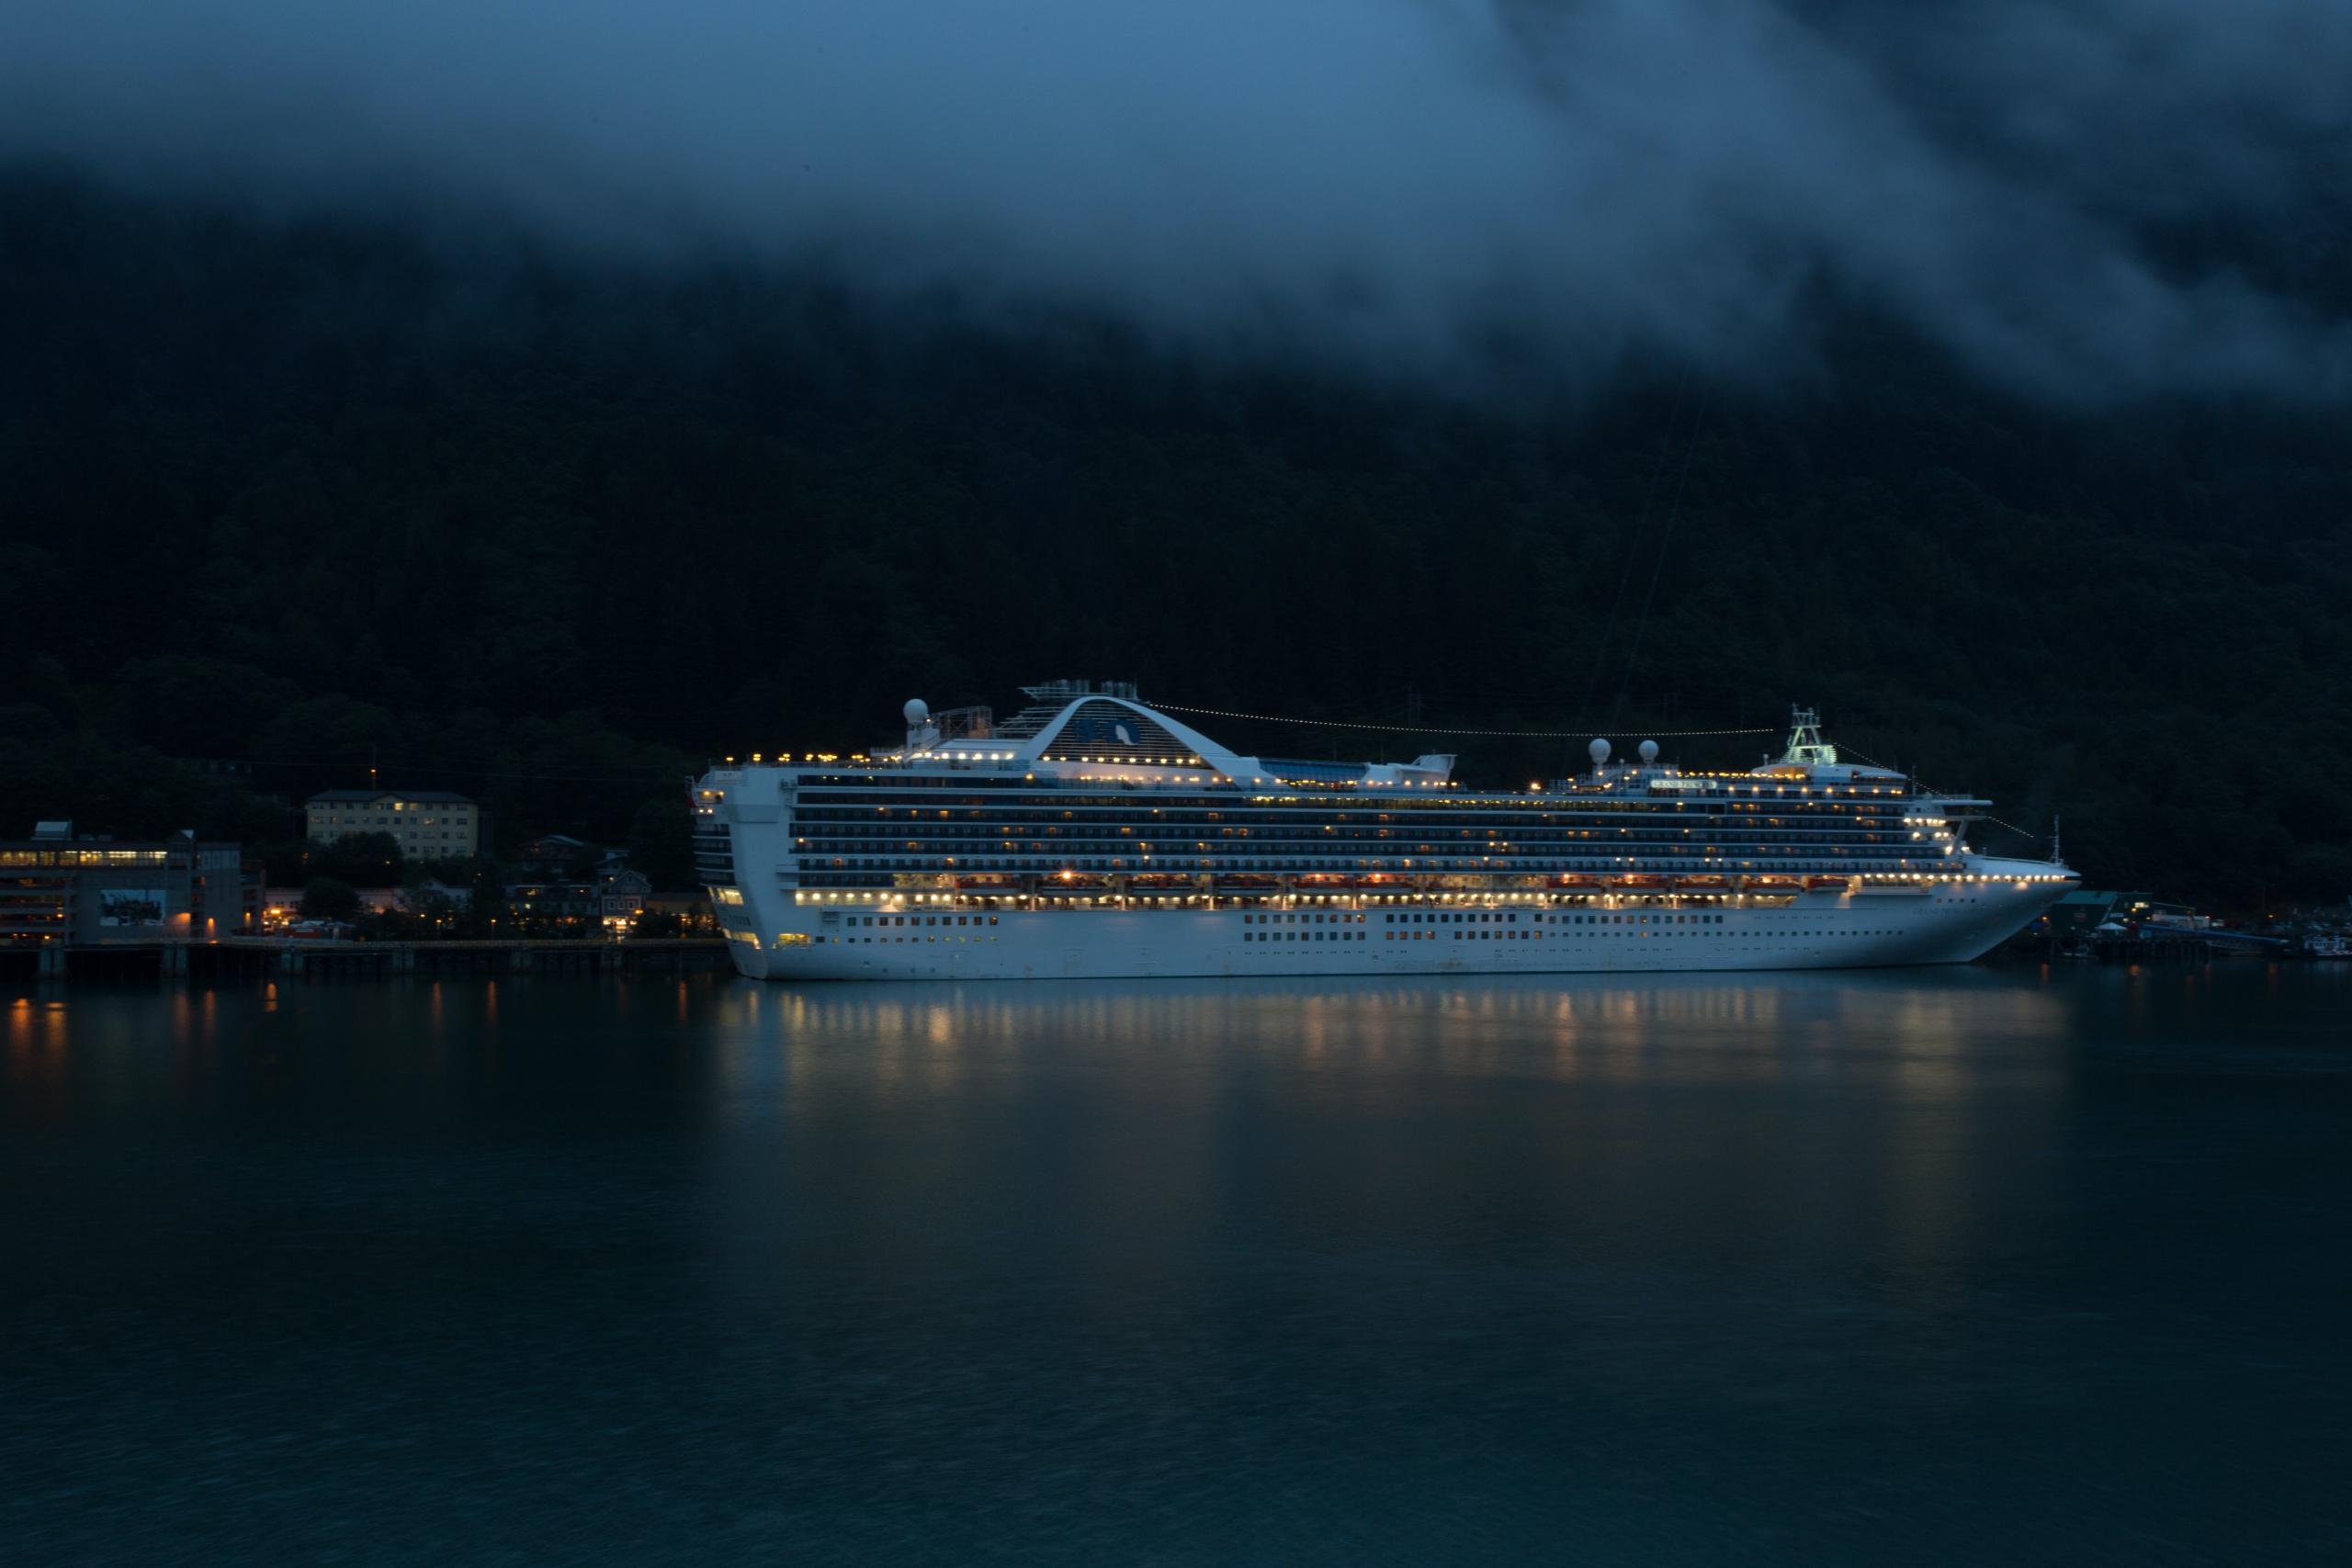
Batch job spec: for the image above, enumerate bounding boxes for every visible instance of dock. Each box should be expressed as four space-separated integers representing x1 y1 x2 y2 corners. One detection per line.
1 938 734 986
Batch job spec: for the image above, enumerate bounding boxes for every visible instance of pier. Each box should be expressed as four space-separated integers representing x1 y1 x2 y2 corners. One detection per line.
1 938 733 987
2082 931 2219 964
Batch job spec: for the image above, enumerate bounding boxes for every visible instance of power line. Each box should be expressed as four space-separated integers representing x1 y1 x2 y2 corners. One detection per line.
1833 741 1908 780
1835 744 2048 843
1151 702 1772 741
173 755 690 786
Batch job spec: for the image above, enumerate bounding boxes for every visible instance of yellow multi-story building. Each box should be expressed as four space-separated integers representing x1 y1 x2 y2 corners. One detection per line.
305 790 481 862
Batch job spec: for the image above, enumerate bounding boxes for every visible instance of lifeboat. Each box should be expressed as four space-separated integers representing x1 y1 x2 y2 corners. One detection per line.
1745 875 1804 893
1047 873 1112 891
1804 875 1852 892
1611 874 1668 891
1550 874 1605 890
1671 874 1730 892
1213 874 1280 891
954 874 1019 891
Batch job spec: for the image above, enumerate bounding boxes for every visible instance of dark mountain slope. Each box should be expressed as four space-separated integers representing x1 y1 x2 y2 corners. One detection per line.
3 172 2346 905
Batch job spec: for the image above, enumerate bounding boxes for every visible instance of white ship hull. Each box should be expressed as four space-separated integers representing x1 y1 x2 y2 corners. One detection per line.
695 690 2075 985
716 857 2064 983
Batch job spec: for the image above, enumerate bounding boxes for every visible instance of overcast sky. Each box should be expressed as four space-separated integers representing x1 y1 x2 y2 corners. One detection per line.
3 0 2346 400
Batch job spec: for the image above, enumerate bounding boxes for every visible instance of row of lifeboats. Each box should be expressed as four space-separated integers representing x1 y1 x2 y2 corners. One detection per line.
1551 873 1850 894
959 871 1856 894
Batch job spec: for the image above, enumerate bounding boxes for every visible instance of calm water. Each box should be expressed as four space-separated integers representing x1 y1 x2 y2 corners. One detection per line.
5 964 2347 1564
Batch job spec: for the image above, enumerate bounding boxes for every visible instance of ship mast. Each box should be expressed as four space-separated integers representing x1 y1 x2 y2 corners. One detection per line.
1781 705 1838 768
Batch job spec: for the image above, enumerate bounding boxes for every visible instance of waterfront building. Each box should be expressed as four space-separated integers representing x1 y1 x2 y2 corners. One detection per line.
600 869 651 920
0 828 260 944
594 869 651 935
504 881 600 920
400 878 476 911
304 790 481 861
641 891 716 932
514 833 591 871
263 886 402 923
2044 888 2127 937
692 682 2078 982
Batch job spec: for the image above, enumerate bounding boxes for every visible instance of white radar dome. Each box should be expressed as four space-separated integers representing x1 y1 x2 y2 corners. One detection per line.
1638 739 1659 763
1589 739 1611 765
902 698 930 724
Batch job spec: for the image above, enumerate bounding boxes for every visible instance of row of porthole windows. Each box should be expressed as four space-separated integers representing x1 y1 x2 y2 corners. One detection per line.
809 928 1913 947
786 917 1919 949
1380 923 1921 942
797 843 1917 863
795 827 1905 843
843 914 1000 927
801 859 1926 879
1544 913 1724 925
794 798 1911 819
1242 912 1366 924
1234 923 1923 945
798 905 1928 931
1374 911 1727 926
1246 931 1366 942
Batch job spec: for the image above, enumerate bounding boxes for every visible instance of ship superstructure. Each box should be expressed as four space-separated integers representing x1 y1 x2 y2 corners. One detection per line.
694 682 2075 981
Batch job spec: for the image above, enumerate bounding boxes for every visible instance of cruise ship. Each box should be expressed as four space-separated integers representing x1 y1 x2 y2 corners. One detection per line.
694 682 2075 982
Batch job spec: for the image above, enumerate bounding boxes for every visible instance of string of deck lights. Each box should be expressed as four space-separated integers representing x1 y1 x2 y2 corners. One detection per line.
1149 702 1775 741
1833 739 2054 850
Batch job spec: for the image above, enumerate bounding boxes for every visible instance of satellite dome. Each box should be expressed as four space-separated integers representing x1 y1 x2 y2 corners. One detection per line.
902 698 930 724
1588 739 1611 765
1638 739 1659 763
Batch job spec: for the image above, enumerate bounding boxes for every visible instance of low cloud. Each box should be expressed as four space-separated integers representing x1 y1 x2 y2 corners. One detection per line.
3 0 2346 400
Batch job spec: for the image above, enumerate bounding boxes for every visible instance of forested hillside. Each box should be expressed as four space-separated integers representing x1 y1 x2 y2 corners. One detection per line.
3 172 2346 906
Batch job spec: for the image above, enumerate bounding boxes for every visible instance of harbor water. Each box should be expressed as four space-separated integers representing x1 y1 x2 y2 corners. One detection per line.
5 964 2347 1563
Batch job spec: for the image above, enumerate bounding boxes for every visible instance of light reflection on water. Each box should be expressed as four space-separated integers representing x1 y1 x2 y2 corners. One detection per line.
713 969 2073 1119
2 964 2346 1564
